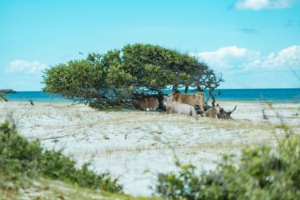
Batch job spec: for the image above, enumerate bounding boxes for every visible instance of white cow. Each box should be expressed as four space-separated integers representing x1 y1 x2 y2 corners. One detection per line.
166 96 197 117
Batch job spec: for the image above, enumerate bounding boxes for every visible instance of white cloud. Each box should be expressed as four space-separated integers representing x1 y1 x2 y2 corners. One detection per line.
190 45 300 71
190 46 260 70
5 60 47 74
246 46 300 69
234 0 297 10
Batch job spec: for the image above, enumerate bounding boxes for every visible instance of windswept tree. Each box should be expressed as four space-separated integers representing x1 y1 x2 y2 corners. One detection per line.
42 43 224 110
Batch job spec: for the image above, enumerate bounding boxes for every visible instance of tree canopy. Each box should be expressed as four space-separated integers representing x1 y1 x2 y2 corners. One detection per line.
42 43 224 109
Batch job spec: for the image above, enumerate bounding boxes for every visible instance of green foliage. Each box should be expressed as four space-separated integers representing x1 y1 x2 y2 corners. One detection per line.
0 120 123 197
42 56 107 105
42 43 220 109
41 150 122 192
0 93 8 102
0 120 42 190
121 43 206 90
0 119 16 136
155 132 300 199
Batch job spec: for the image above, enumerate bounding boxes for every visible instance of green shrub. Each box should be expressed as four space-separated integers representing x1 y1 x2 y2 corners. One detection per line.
0 120 123 195
0 93 8 102
41 150 122 193
0 120 42 193
155 131 300 199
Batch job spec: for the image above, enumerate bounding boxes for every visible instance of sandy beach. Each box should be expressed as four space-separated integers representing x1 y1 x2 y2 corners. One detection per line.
0 100 299 197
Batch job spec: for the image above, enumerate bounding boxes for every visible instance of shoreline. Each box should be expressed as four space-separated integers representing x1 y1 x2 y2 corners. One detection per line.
4 99 300 105
4 88 300 104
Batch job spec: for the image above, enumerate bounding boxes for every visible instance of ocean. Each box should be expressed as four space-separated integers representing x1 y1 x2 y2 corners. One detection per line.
3 89 300 103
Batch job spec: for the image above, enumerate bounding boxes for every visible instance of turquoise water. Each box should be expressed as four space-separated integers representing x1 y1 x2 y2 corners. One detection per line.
4 91 72 102
3 89 300 103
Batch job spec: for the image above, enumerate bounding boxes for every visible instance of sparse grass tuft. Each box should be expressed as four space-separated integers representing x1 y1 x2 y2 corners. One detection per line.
103 135 110 140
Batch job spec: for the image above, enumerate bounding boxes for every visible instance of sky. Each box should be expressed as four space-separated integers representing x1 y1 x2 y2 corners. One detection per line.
0 0 300 91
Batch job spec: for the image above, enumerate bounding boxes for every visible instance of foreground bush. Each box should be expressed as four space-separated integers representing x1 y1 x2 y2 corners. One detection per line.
155 130 300 199
0 120 123 195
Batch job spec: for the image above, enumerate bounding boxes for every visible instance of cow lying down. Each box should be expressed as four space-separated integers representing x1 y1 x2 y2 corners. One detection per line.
217 105 237 119
166 101 197 117
132 97 159 111
202 105 221 119
166 97 197 117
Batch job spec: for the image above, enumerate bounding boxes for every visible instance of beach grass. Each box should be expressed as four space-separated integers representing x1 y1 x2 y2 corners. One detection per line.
0 100 299 197
1 177 157 200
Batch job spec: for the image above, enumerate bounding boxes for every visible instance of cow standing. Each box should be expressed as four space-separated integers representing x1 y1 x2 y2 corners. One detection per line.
171 92 205 113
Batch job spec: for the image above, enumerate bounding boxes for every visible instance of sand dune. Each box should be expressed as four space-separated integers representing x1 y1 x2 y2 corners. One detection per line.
0 101 299 196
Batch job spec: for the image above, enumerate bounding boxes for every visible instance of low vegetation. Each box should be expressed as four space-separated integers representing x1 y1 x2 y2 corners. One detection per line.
1 101 299 199
0 93 8 102
154 122 300 199
0 120 123 199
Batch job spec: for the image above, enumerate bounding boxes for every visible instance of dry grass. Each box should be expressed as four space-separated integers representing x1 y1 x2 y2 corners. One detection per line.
1 101 298 196
17 178 148 200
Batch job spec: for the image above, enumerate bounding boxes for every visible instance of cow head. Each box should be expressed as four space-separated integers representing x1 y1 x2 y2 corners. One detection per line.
165 93 176 113
214 105 221 115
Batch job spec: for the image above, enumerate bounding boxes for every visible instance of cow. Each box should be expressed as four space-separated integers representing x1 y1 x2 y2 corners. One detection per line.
132 97 159 111
166 96 197 117
217 105 237 119
202 105 221 119
170 92 205 113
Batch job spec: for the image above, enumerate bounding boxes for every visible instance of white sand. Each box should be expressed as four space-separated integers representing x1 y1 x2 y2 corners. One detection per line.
0 100 299 196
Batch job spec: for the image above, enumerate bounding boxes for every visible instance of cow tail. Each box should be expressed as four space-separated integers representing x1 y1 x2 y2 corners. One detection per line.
229 105 237 114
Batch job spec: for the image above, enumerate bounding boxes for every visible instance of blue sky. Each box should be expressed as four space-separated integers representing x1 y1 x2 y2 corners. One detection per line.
1 0 300 91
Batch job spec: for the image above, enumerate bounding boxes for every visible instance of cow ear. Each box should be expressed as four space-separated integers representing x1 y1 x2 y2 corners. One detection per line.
217 104 219 106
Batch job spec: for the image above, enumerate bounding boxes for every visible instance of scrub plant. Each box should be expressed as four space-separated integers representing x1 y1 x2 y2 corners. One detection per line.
154 105 300 199
0 93 8 102
0 120 123 198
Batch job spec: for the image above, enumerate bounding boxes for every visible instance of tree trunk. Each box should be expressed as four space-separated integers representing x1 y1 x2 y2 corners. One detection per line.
209 89 221 107
172 84 179 93
209 89 216 107
184 85 189 93
157 91 165 111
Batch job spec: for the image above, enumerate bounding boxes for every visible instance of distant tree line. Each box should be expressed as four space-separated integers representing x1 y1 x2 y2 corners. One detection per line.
0 89 17 94
42 43 223 109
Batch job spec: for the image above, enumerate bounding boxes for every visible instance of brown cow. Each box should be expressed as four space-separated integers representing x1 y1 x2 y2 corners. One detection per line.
132 97 159 111
170 92 205 113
